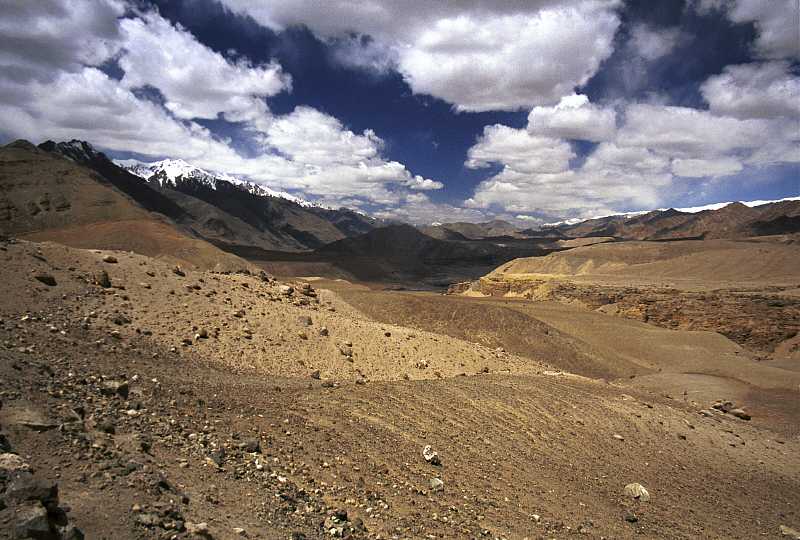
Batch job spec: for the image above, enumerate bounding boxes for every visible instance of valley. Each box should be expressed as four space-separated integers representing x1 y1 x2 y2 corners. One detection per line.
0 139 798 539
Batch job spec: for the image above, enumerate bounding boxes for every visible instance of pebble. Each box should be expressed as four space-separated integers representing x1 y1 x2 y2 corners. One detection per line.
623 483 650 502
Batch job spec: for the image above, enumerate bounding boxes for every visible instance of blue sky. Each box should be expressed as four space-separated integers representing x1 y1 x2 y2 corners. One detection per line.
0 0 797 224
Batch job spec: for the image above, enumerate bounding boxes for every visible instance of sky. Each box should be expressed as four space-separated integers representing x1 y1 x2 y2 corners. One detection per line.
0 0 798 225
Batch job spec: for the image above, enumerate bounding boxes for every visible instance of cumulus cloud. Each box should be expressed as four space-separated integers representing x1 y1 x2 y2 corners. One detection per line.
466 125 575 174
0 0 444 214
0 0 125 83
464 92 799 218
628 24 681 61
118 12 290 122
528 94 617 142
218 0 622 111
671 157 744 178
694 0 799 60
701 61 800 120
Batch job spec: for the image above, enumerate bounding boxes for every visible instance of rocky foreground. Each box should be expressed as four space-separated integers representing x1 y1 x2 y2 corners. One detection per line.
1 236 799 539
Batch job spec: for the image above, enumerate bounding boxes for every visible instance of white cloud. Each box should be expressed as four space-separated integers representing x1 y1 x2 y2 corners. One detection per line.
466 125 575 174
0 1 444 215
119 12 290 122
218 0 622 111
0 0 124 83
463 93 799 218
701 61 800 120
671 157 744 177
528 94 617 142
694 0 799 60
617 103 772 158
629 24 681 60
727 0 799 60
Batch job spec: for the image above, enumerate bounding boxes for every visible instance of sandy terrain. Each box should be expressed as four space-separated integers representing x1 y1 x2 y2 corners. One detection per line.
2 237 798 539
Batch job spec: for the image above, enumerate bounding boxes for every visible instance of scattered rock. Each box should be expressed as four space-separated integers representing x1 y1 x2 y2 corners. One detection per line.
100 380 129 399
780 525 800 539
624 511 639 523
310 370 321 380
279 285 293 295
422 445 441 466
95 270 111 288
613 433 624 441
729 408 751 421
34 274 57 286
13 502 52 539
429 477 444 492
102 255 118 263
173 266 185 277
240 439 261 453
186 521 212 537
0 453 31 474
623 483 650 502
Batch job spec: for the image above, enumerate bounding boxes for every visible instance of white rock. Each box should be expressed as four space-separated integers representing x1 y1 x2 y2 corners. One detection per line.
624 482 650 502
422 445 441 465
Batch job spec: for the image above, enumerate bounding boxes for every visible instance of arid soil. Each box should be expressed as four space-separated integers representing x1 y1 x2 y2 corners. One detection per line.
1 237 799 539
449 238 800 358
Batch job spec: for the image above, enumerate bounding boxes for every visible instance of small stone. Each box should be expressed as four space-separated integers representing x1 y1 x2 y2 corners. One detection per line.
0 453 31 473
624 512 638 523
297 316 312 326
623 483 650 502
95 270 111 288
34 274 57 286
422 445 441 466
780 525 800 539
232 527 247 536
310 370 321 380
102 255 118 263
279 285 293 295
13 502 51 538
729 408 751 420
613 433 624 441
319 326 329 336
99 380 129 399
173 266 185 277
186 522 212 537
429 477 444 492
241 439 261 453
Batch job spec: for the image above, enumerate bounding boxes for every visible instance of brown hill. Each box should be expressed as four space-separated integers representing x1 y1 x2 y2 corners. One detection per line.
1 237 797 539
421 219 524 240
489 239 800 285
550 200 800 240
0 140 248 270
42 140 379 251
315 224 551 284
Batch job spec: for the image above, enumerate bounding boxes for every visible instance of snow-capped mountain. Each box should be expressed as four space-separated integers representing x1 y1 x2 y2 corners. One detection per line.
115 158 321 208
541 196 800 228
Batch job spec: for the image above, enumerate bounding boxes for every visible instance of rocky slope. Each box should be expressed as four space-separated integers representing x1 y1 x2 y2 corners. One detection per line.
451 239 800 357
1 236 798 539
543 199 800 240
0 140 247 271
39 140 380 252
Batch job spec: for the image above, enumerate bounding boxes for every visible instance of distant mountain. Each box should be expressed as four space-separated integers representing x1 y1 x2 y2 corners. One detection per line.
116 157 320 208
420 219 527 240
0 140 249 270
39 140 380 251
537 198 800 240
316 224 551 284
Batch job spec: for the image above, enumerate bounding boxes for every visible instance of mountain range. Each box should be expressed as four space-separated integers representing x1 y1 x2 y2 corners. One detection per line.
531 199 800 240
19 140 380 254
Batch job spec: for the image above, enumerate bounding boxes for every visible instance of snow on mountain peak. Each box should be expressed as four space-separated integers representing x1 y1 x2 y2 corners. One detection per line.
115 158 323 208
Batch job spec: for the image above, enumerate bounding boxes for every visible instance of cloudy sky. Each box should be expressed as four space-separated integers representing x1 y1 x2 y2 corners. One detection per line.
1 0 798 224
